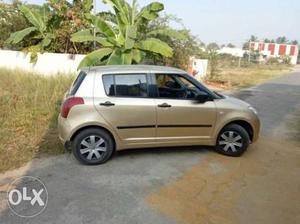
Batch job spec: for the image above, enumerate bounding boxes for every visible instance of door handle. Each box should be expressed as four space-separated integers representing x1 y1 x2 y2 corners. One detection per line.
158 103 172 108
100 101 115 107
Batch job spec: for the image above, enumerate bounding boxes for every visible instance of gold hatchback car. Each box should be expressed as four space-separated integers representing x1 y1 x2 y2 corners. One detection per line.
58 65 260 165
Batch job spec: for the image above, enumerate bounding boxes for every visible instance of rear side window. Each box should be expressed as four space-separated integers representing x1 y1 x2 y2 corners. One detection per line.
102 74 148 97
103 75 115 96
69 71 86 95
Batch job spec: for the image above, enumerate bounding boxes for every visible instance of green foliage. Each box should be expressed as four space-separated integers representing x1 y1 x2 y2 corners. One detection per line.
206 42 220 51
290 40 298 45
78 48 113 68
250 35 258 42
227 43 235 48
141 14 203 70
267 56 291 65
6 4 53 63
18 4 46 32
5 0 95 61
72 0 173 68
163 29 204 70
263 38 275 43
138 38 172 57
6 27 37 44
0 2 30 48
276 36 288 44
46 0 94 54
204 42 220 80
207 51 219 80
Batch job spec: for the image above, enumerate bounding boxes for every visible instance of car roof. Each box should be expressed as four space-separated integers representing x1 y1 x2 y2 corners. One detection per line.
81 65 186 74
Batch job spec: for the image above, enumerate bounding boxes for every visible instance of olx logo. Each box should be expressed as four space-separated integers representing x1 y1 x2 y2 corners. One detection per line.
8 187 45 206
7 176 48 218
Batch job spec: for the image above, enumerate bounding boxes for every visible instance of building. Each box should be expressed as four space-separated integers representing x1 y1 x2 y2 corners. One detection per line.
249 42 299 65
218 47 245 58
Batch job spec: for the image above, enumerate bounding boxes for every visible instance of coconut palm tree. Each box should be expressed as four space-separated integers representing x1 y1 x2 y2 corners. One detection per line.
71 0 173 68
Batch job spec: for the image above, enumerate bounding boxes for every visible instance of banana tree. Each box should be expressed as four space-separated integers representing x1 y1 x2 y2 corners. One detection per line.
6 4 54 63
71 0 174 68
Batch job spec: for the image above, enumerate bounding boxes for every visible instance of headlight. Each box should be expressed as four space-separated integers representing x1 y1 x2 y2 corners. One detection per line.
248 106 258 115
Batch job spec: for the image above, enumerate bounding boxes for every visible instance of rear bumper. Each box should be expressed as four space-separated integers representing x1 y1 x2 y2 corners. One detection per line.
64 141 72 151
58 114 72 145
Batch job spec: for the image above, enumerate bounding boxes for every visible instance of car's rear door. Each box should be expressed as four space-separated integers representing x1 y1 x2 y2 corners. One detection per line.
94 72 157 147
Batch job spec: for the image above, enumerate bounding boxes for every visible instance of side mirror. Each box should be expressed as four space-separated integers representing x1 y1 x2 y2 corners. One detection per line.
194 91 210 103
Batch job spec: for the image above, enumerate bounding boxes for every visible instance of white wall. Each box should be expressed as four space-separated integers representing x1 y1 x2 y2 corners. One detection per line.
0 50 85 75
218 47 245 57
188 57 208 79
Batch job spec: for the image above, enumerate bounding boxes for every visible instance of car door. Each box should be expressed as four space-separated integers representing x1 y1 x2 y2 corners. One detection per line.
94 72 157 146
154 73 217 144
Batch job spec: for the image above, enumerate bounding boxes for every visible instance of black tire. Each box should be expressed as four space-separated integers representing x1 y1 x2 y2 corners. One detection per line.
72 128 114 165
215 124 250 157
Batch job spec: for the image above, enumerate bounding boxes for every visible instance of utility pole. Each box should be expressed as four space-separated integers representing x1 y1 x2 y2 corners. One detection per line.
248 41 251 64
93 0 97 50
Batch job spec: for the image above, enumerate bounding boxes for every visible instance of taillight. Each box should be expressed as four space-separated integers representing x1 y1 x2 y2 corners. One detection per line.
61 97 84 118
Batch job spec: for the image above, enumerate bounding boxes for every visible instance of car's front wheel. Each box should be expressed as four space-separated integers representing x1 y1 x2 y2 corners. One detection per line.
215 124 250 157
72 128 114 165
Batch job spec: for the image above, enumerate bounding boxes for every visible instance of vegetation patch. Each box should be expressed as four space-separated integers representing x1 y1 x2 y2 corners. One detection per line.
204 64 291 90
289 107 300 143
0 68 73 173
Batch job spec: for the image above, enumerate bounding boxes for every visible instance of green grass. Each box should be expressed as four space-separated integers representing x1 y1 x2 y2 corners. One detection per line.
207 64 292 88
0 68 74 173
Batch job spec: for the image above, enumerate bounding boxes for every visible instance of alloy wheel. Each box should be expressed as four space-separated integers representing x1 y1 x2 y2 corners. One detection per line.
79 135 107 161
218 131 243 153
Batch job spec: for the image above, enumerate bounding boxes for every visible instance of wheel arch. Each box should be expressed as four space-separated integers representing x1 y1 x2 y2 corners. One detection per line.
218 120 254 142
70 125 117 150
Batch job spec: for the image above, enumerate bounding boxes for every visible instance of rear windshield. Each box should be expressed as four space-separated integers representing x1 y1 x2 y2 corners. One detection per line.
69 71 86 95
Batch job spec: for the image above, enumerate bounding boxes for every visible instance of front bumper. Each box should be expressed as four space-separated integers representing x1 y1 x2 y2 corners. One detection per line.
251 115 261 143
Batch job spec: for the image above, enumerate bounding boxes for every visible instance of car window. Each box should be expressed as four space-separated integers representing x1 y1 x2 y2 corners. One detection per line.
103 74 148 97
155 74 200 99
69 71 86 95
103 75 115 96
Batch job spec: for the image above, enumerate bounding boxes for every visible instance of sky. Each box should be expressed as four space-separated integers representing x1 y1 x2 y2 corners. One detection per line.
4 0 300 47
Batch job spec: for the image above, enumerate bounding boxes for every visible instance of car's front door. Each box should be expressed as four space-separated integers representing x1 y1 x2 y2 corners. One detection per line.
94 73 156 146
153 73 217 144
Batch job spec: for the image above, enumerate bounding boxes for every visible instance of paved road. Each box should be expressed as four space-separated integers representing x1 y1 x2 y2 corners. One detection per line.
231 68 300 137
0 69 300 224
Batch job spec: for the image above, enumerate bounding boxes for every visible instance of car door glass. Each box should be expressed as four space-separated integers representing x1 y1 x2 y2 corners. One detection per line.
176 76 201 99
103 74 148 97
114 74 148 97
156 74 200 99
156 74 185 99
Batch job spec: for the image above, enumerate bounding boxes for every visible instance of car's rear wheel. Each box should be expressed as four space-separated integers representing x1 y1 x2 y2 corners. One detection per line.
72 128 114 165
215 124 250 157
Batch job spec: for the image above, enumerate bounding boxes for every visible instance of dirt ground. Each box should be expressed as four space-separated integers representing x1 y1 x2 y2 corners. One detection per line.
146 138 300 224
